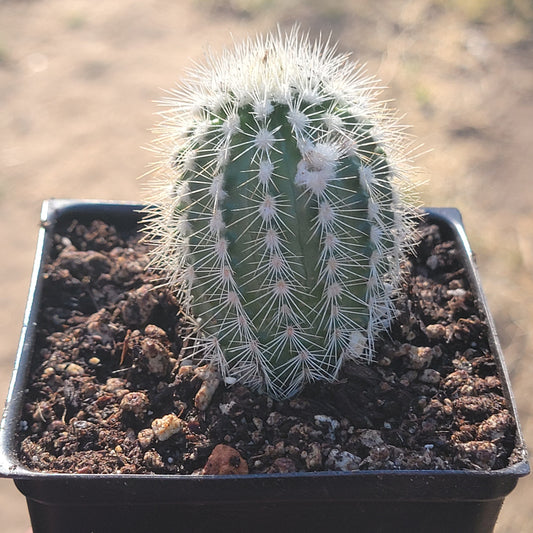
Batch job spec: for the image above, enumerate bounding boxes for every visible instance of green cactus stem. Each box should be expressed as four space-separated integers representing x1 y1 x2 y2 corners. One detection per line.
144 28 417 399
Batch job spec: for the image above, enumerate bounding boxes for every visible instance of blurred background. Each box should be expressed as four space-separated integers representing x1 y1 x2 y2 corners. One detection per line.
1 0 532 530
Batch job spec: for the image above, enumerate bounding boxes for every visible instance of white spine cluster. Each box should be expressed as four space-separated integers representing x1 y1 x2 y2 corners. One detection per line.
144 27 418 399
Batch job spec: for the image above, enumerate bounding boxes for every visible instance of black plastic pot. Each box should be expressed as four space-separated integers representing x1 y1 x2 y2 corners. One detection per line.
0 199 529 533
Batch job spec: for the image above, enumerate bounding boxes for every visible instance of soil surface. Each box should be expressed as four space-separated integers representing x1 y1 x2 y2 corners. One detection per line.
17 217 518 475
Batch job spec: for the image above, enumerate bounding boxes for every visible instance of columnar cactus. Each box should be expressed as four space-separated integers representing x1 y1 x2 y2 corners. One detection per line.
145 28 417 399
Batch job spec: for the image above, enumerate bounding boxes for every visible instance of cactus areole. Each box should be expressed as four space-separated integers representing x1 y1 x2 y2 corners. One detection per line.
144 29 417 399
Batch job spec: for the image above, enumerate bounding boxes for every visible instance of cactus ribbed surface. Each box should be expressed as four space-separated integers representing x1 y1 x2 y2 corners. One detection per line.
145 29 417 399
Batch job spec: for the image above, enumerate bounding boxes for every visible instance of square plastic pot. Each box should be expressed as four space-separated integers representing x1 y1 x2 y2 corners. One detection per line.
0 199 529 533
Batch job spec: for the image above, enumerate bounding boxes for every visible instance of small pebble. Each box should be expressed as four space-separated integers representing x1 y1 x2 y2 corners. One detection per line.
252 417 264 431
447 288 466 298
266 412 284 426
419 369 441 384
369 445 390 462
477 411 514 441
194 365 221 411
219 401 235 415
122 285 159 328
269 457 296 474
358 429 384 448
140 337 172 377
120 392 150 417
137 428 154 449
143 450 166 471
425 323 446 339
178 362 195 377
426 255 440 270
407 346 434 369
325 449 361 471
65 363 85 377
455 440 498 469
105 377 126 392
145 324 168 341
42 367 55 378
152 414 186 441
86 309 116 345
202 444 249 475
314 415 340 440
304 442 323 470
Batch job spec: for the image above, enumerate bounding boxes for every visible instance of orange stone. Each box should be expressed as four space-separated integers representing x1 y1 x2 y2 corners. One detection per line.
202 444 249 475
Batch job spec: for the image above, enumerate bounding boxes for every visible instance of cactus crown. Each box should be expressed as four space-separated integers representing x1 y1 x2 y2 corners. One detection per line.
144 28 417 399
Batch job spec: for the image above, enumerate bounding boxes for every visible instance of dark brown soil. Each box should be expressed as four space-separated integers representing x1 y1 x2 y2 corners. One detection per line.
17 217 518 475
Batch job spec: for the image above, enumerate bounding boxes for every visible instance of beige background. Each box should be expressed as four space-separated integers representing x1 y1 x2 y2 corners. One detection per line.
1 1 532 531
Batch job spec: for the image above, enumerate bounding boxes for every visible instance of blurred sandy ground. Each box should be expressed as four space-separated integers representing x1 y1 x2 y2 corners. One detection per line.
1 1 532 531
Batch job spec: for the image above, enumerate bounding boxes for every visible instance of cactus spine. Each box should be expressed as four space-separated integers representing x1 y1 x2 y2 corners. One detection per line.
145 29 416 399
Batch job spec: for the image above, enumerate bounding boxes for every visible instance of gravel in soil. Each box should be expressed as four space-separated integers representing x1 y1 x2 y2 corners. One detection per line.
17 217 518 474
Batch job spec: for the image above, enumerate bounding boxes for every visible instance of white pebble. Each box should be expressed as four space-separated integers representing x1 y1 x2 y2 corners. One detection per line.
151 414 186 441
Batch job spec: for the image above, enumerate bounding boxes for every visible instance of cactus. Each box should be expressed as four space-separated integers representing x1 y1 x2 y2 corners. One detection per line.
144 28 417 399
